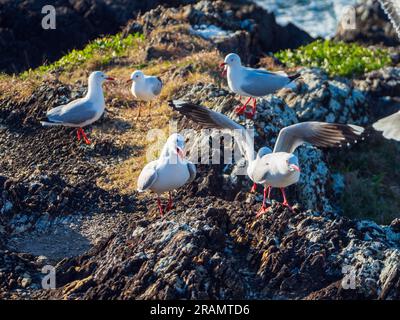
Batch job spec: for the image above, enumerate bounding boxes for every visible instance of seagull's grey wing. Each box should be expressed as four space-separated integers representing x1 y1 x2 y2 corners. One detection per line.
168 100 254 161
186 162 196 184
373 111 400 141
240 69 291 97
47 99 97 125
137 160 158 191
273 122 365 154
378 0 400 38
150 77 163 96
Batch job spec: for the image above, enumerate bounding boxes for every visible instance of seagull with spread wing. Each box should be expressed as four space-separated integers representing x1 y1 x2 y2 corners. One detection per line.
169 100 364 217
219 53 300 118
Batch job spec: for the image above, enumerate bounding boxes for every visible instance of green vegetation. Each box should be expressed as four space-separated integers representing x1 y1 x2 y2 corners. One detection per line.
333 139 400 224
21 33 144 78
275 39 392 77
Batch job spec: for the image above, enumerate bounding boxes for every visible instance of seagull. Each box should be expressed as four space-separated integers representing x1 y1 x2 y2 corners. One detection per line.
128 70 163 118
219 53 300 118
169 100 364 217
373 111 400 141
40 71 114 144
137 133 196 216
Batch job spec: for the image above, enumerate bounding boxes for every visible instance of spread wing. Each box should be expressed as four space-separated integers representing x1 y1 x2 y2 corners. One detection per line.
373 111 400 141
273 122 365 154
168 100 254 162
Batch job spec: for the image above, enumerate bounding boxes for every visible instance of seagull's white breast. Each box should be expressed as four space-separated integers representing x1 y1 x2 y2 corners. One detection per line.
149 159 190 194
248 152 300 188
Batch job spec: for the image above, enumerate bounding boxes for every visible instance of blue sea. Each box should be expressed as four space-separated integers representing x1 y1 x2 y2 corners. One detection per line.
254 0 360 38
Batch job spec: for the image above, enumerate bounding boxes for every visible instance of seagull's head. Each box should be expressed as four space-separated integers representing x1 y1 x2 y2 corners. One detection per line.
90 71 115 84
219 53 241 76
168 133 186 160
221 53 241 68
129 70 145 83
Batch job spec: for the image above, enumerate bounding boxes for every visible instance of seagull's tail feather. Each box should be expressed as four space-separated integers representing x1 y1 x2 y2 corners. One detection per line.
284 72 301 90
39 116 64 127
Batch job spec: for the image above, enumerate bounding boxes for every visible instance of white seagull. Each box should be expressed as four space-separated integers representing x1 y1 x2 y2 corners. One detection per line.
169 100 364 217
373 111 400 141
40 71 114 144
137 133 196 216
219 53 300 118
128 70 163 118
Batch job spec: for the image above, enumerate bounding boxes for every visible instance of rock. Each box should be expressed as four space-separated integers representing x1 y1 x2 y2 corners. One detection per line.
335 0 400 46
21 274 32 288
0 0 196 74
354 67 400 120
127 0 314 65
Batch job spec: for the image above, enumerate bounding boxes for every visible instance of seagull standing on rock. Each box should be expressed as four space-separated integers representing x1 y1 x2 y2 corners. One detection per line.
137 133 196 217
40 71 114 145
169 100 364 217
220 53 300 118
128 70 163 118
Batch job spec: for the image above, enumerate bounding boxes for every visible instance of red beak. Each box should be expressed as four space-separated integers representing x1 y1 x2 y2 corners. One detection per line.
106 77 115 81
290 164 301 172
126 78 133 84
177 147 185 159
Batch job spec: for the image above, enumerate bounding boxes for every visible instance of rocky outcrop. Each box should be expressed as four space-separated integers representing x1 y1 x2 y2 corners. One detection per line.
335 0 400 46
34 197 400 300
129 0 313 65
0 0 196 74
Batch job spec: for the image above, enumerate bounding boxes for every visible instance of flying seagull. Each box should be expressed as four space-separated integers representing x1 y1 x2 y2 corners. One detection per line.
373 111 400 141
219 53 300 118
169 100 364 217
137 133 196 216
41 71 114 144
128 70 163 118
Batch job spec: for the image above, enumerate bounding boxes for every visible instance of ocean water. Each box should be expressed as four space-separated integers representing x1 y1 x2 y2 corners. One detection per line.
254 0 360 38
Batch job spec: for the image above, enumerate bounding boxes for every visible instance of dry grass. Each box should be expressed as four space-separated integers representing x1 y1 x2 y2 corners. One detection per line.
0 20 224 195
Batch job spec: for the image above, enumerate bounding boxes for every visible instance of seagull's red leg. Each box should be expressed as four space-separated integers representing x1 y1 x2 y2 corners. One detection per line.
246 98 257 119
157 197 164 217
280 188 293 211
250 182 257 193
256 186 271 218
166 191 173 212
80 128 91 145
235 96 251 115
76 128 82 141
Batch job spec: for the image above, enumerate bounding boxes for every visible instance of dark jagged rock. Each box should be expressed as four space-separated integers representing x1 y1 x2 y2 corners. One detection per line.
123 0 314 64
33 196 399 300
0 0 196 74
